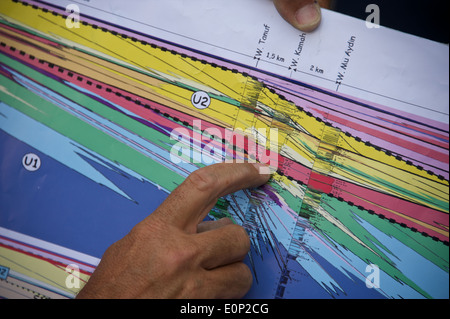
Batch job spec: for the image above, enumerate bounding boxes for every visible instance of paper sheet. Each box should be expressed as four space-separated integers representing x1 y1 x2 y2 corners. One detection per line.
0 0 448 299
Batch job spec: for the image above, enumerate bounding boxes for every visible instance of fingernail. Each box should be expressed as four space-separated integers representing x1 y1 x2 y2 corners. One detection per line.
295 3 321 31
252 163 274 176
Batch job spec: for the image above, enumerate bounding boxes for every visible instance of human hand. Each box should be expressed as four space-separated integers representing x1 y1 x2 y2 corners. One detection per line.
273 0 333 32
76 163 270 299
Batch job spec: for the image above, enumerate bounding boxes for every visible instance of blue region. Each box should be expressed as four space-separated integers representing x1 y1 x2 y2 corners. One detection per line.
282 246 386 299
244 231 288 299
242 229 387 298
0 130 168 259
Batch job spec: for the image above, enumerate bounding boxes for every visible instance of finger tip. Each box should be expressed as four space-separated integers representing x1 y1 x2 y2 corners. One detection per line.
294 3 322 32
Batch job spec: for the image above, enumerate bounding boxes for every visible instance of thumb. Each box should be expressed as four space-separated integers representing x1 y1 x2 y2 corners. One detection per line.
273 0 327 32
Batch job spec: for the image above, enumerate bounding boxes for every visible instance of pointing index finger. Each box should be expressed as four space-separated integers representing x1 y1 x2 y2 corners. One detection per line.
151 163 270 233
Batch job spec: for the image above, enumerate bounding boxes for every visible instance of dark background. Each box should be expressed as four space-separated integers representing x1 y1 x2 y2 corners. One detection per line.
333 0 449 43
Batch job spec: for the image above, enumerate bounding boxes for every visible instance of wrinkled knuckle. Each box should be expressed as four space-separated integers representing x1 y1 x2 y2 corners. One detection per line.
186 168 217 193
219 217 234 226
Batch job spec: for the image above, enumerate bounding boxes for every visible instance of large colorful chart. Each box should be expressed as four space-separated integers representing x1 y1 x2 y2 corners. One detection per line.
0 0 448 299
